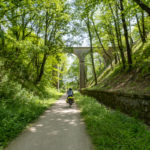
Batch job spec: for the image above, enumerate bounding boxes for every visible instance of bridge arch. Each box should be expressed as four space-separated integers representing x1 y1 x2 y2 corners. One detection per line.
65 47 102 90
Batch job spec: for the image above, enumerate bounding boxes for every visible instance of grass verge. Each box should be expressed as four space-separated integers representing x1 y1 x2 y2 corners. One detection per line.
75 92 150 150
0 81 62 150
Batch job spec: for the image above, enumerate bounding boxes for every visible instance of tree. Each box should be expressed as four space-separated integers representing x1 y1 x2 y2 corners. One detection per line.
91 14 113 69
136 11 146 43
109 2 126 69
86 16 97 85
0 0 70 86
132 0 150 16
120 0 132 67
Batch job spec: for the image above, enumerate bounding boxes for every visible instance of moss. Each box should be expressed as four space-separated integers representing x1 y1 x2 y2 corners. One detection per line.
75 92 150 150
81 89 150 125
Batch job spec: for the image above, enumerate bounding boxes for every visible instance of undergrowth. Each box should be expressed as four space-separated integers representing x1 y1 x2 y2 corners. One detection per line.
0 78 62 149
91 36 150 94
75 93 150 150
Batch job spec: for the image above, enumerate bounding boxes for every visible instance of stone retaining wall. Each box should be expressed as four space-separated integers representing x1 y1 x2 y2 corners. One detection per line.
81 89 150 125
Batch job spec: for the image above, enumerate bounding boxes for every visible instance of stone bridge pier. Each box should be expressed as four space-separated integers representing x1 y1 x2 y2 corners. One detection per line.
73 47 91 90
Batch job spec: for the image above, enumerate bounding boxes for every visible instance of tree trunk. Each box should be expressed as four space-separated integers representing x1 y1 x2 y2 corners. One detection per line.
106 22 118 65
44 11 48 46
109 3 126 69
35 53 47 84
132 0 150 16
91 17 113 69
0 26 5 51
129 14 134 46
86 17 97 85
136 14 144 42
141 11 146 42
22 10 25 40
35 11 49 84
120 0 132 68
52 65 58 88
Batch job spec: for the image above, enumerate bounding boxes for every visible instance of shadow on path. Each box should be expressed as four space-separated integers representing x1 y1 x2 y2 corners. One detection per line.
5 95 93 150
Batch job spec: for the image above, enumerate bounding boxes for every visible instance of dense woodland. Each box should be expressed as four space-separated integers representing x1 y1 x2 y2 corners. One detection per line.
0 0 150 149
66 0 150 89
0 0 70 88
0 0 150 89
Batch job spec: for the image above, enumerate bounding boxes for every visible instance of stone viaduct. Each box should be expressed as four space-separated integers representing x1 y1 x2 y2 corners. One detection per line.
70 47 113 90
72 47 91 90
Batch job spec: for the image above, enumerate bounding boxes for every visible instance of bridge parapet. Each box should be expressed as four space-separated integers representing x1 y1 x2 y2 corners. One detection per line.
73 47 90 61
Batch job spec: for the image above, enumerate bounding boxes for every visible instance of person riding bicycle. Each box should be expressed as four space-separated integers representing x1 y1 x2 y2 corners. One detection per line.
66 88 74 103
67 88 73 97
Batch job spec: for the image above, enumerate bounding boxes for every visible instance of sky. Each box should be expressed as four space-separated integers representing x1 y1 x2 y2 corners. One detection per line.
66 54 77 69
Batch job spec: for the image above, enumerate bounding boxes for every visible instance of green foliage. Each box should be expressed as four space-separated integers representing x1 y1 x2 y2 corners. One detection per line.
64 55 79 90
75 93 150 150
0 79 62 149
0 1 69 147
0 0 71 88
132 36 150 76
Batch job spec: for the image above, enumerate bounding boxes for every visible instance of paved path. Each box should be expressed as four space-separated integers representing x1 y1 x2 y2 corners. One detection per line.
5 95 93 150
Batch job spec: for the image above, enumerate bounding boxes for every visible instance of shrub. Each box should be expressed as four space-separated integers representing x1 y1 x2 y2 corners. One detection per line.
0 79 61 149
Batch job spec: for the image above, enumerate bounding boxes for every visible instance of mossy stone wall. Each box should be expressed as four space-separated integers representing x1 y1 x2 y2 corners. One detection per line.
81 89 150 124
